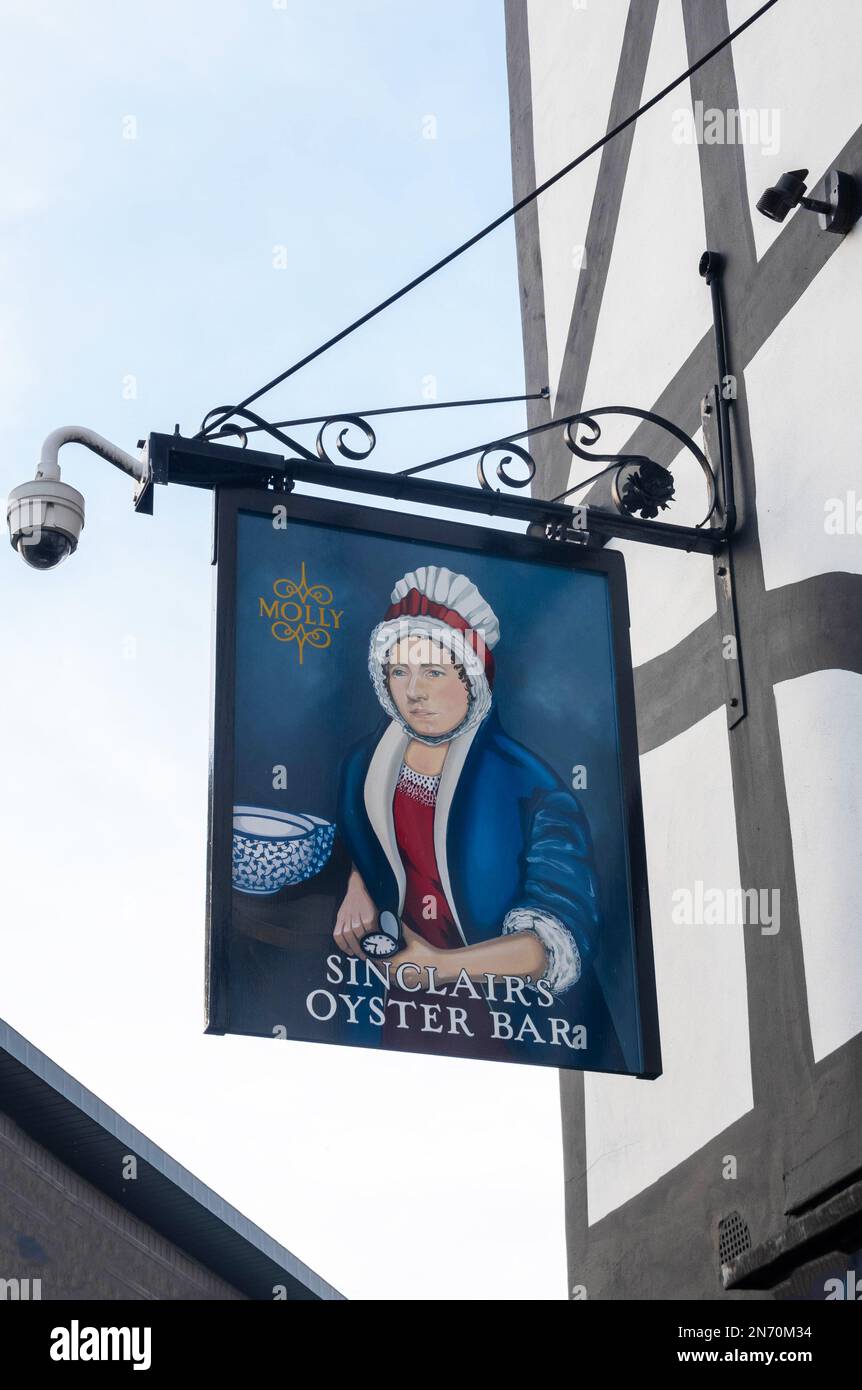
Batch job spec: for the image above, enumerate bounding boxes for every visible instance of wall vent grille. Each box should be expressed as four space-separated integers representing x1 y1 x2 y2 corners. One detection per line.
718 1211 752 1271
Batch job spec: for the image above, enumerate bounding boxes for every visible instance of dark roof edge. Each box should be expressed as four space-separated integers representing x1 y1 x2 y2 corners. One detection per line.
0 1019 344 1301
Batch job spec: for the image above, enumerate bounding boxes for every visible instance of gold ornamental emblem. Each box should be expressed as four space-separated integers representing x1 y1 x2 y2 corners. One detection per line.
258 562 343 664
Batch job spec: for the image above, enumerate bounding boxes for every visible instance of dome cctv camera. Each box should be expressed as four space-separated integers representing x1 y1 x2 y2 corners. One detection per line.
7 477 85 571
6 426 148 572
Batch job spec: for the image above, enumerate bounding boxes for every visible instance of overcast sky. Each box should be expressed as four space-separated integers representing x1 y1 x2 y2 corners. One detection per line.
0 0 579 1300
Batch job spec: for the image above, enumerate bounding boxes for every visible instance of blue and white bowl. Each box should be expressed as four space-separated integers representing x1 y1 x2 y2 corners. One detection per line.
232 806 335 895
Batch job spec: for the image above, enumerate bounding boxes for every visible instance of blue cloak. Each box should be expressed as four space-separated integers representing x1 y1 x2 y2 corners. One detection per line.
336 705 603 982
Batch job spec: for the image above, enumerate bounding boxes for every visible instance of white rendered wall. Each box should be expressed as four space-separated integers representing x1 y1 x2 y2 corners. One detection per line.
576 0 710 447
607 428 716 669
775 670 862 1063
744 222 862 592
727 0 862 1072
526 0 630 402
523 0 862 1222
529 0 717 664
584 708 752 1224
728 0 862 262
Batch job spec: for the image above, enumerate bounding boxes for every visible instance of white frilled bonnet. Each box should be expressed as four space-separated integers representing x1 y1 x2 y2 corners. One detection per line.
368 565 500 744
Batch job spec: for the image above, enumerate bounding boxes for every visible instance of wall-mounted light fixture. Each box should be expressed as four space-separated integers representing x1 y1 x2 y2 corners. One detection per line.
756 167 858 234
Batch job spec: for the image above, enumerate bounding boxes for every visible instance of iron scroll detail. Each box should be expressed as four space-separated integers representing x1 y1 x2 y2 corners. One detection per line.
315 416 377 465
198 400 717 526
188 251 734 545
476 440 536 491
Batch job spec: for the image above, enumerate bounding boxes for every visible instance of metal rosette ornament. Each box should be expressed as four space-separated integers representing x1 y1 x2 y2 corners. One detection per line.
612 457 676 519
560 407 716 527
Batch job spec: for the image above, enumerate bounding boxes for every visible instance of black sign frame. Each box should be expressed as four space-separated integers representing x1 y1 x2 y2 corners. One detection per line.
206 485 661 1078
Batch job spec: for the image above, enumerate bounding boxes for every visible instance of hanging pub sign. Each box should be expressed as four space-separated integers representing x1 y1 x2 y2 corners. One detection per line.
206 487 660 1077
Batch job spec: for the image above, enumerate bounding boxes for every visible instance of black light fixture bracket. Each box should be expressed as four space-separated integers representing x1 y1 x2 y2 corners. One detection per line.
756 166 859 234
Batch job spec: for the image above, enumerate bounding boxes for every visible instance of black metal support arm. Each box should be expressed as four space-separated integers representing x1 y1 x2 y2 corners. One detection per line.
139 428 727 555
137 252 737 557
699 250 737 538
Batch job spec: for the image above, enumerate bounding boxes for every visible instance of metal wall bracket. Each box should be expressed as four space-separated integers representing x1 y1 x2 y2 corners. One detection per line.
702 388 746 729
714 547 746 729
141 430 734 554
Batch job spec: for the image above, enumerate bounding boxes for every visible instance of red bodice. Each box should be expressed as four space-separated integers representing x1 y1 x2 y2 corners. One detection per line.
392 765 461 949
384 760 508 1060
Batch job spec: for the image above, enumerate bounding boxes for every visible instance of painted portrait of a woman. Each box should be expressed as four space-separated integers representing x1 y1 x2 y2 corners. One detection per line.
333 563 624 1065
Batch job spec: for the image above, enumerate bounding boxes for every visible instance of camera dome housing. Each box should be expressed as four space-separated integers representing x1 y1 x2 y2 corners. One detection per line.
7 478 85 571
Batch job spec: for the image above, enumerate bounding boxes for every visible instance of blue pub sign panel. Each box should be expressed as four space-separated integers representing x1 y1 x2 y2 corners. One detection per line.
206 489 660 1077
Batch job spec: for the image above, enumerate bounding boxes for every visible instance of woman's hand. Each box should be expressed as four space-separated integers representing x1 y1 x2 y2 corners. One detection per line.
333 870 378 958
386 924 442 989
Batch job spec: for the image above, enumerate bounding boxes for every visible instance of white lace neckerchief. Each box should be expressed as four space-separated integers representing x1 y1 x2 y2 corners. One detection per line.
396 762 441 806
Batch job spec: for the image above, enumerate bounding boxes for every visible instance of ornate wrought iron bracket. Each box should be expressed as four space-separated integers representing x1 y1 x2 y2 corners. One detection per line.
138 251 737 558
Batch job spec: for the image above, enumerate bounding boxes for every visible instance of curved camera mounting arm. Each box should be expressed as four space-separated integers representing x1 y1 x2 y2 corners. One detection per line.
35 425 148 484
